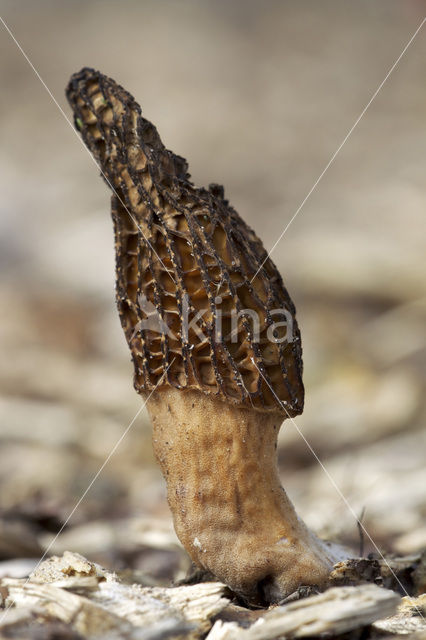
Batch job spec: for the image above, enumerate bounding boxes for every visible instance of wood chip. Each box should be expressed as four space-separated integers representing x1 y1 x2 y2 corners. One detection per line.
206 584 400 639
1 552 229 639
373 594 426 635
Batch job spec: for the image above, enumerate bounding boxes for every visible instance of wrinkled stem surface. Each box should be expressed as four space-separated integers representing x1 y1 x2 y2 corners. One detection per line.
147 387 342 603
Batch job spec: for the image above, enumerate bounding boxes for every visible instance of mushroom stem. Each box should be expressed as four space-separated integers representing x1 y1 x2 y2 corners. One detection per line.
148 387 342 604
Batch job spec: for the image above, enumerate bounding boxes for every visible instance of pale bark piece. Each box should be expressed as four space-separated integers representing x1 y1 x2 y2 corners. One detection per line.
373 594 426 635
1 552 229 639
93 579 229 633
30 550 105 583
2 579 131 637
206 585 400 639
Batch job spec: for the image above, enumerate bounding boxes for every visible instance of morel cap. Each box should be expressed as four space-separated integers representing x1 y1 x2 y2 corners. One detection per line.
66 67 303 415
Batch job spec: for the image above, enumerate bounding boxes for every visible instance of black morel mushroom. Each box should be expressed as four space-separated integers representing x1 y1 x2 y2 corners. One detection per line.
66 68 344 604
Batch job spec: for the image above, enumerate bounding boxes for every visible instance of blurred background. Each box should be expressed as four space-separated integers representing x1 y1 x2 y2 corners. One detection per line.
0 0 425 585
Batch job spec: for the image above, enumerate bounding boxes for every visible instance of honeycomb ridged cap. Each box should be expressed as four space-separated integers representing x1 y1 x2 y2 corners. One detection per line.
66 68 304 415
